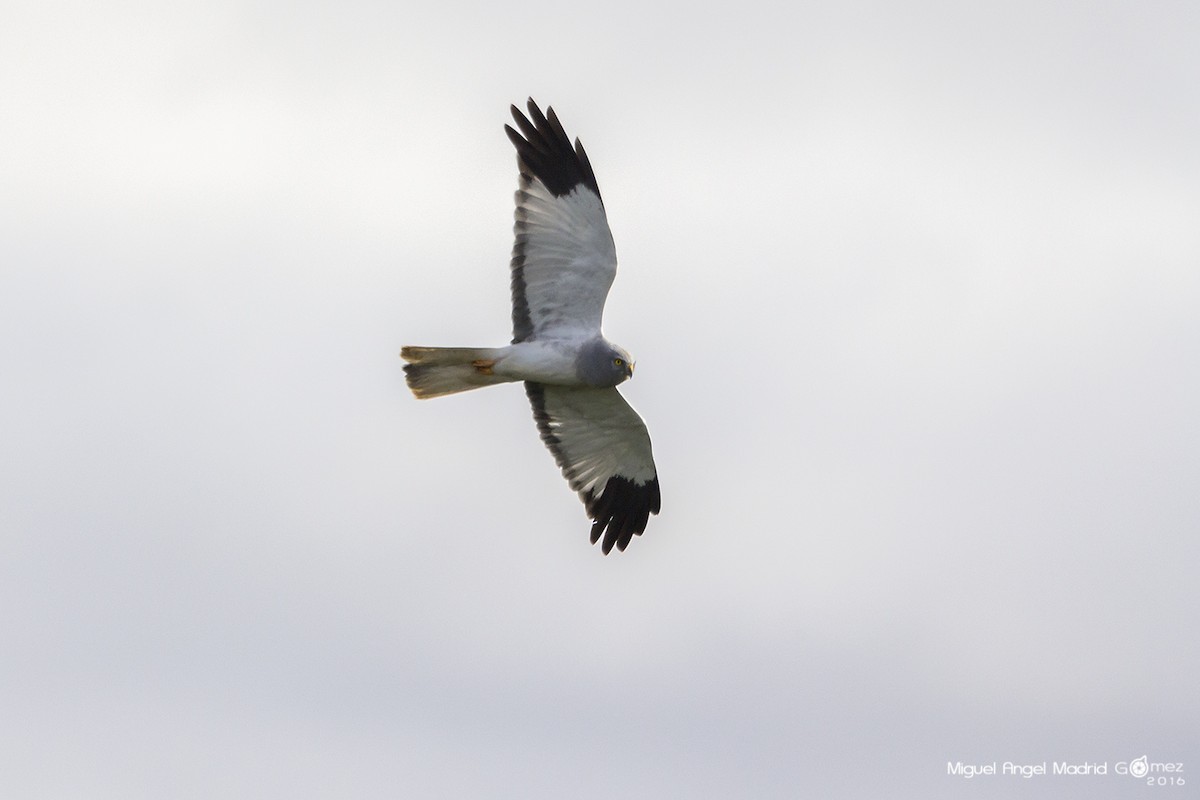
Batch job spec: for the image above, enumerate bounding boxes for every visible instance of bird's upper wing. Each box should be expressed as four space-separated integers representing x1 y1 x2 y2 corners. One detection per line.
526 383 661 554
505 99 617 344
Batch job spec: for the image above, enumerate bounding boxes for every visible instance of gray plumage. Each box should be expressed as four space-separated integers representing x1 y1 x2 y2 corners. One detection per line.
401 99 660 554
575 338 635 387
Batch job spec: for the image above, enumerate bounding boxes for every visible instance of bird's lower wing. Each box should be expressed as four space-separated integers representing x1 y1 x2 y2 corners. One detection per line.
526 383 660 554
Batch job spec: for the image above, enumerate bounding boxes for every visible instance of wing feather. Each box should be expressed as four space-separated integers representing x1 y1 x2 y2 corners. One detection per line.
526 383 661 554
506 99 617 343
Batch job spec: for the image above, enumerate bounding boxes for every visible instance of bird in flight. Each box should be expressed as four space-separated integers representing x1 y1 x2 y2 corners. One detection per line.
401 99 661 554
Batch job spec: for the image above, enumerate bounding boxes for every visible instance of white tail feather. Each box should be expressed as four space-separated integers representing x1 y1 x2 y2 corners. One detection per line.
400 346 510 399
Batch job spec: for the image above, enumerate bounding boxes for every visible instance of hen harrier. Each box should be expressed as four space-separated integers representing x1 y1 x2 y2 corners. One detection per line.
401 99 661 554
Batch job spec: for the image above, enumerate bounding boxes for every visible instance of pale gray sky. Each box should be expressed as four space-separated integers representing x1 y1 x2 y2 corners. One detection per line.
1 1 1197 797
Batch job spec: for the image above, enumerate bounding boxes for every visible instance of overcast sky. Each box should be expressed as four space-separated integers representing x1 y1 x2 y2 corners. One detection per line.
2 1 1197 797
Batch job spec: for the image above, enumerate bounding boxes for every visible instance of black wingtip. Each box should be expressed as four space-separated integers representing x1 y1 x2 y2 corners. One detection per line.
506 98 602 199
588 475 661 555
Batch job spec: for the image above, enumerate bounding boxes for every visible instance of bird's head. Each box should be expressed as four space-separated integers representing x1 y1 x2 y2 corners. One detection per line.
611 345 635 381
578 339 635 387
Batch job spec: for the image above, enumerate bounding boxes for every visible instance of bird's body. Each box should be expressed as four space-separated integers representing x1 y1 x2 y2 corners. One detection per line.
401 99 660 554
402 336 630 395
494 339 585 385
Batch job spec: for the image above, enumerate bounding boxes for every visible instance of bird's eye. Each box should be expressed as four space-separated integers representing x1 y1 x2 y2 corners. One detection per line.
614 358 624 367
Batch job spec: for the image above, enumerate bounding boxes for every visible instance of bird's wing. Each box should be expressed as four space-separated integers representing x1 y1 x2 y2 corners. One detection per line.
526 383 661 554
505 99 617 344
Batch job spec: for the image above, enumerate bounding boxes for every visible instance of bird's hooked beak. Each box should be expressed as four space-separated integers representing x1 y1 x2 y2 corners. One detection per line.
626 362 635 379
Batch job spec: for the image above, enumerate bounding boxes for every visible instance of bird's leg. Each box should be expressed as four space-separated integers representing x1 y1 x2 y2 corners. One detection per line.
472 359 496 375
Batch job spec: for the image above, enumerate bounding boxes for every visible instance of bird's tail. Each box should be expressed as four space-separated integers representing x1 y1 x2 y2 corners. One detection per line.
400 346 511 399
